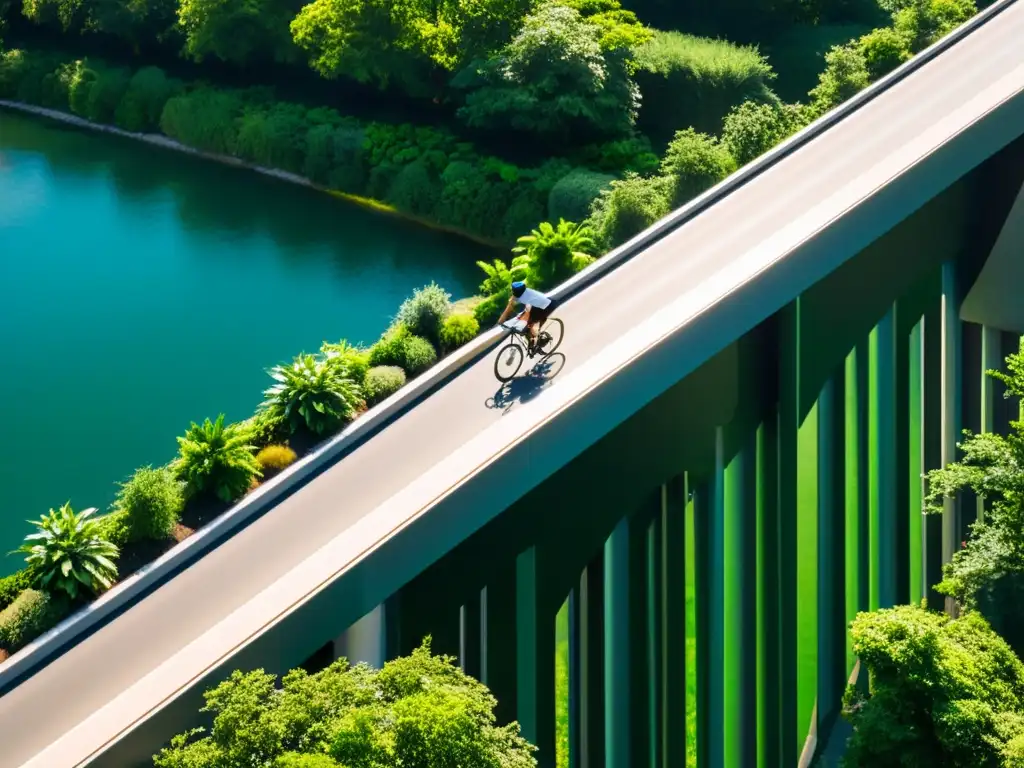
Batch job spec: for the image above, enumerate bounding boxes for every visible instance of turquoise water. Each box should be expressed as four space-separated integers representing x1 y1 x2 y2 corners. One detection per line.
0 110 484 575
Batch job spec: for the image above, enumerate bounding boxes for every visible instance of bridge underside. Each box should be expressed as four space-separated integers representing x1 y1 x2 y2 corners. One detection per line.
94 133 1024 768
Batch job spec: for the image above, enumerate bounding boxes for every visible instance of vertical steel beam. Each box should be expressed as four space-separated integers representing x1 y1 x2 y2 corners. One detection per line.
908 319 926 604
940 262 962 586
922 301 945 610
605 517 631 768
960 322 983 531
707 429 727 768
570 588 581 768
980 326 1004 522
869 305 898 610
461 594 482 680
629 498 654 768
844 343 870 669
482 565 518 726
757 413 781 768
817 372 846 733
693 479 712 768
724 430 758 767
661 476 688 768
580 557 605 768
646 497 663 768
517 546 556 767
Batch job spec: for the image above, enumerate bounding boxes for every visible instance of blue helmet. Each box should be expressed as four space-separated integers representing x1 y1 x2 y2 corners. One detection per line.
511 281 526 298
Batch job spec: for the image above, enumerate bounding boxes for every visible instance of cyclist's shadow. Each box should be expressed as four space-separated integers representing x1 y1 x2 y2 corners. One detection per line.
485 352 567 414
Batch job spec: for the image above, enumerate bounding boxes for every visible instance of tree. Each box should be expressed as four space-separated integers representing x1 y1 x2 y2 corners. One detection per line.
924 340 1024 655
808 43 870 114
154 639 538 767
178 0 302 65
843 606 1024 767
453 2 639 144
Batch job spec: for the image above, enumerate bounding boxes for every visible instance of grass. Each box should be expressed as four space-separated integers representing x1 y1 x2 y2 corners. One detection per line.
633 31 774 86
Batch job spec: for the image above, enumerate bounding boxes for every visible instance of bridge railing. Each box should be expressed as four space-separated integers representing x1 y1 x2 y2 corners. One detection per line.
0 0 1016 697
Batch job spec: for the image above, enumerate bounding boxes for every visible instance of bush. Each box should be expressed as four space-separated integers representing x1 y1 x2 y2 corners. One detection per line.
240 408 289 449
84 66 131 124
501 193 547 245
261 354 364 437
0 569 31 613
548 169 616 224
587 172 673 251
320 340 370 384
256 445 298 476
633 31 776 145
368 326 438 376
856 27 912 80
114 465 185 542
66 59 98 118
440 313 480 351
659 128 737 208
893 0 977 52
115 66 182 132
512 219 596 289
96 510 131 549
474 293 509 327
15 503 119 601
722 100 810 166
386 161 442 216
160 88 245 155
153 640 537 768
274 755 341 768
173 414 262 503
0 589 70 653
363 365 407 405
304 122 368 193
234 102 310 174
395 283 452 346
843 606 1024 766
809 44 870 114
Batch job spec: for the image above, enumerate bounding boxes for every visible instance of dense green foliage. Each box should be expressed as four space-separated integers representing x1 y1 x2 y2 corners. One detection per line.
261 353 364 436
0 569 32 612
255 444 299 475
512 219 596 289
0 588 70 653
394 282 452 346
15 503 119 601
844 606 1024 767
368 325 438 376
362 365 407 405
173 414 262 502
440 312 480 351
153 640 538 767
114 465 185 542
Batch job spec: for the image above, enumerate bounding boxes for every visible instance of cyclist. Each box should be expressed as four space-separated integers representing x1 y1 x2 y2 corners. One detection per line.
497 280 557 354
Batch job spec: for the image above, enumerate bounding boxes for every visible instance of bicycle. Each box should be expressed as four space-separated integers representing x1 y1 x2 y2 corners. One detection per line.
494 314 565 383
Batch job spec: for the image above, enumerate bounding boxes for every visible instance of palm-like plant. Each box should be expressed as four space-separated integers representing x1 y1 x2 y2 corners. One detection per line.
512 219 596 289
174 414 262 502
476 257 529 298
14 502 119 601
261 353 364 437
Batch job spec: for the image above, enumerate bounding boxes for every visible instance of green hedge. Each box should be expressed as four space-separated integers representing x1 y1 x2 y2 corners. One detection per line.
633 31 777 146
0 588 70 653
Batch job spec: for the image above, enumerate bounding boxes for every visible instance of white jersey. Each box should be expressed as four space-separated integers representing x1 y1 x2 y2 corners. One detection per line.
518 287 551 309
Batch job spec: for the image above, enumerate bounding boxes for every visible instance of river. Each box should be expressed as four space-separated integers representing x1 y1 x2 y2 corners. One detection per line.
0 109 485 575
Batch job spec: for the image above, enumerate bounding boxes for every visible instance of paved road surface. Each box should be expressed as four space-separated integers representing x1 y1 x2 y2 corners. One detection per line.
2 4 1024 765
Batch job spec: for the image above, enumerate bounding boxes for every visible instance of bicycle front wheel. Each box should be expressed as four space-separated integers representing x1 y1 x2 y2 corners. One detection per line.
538 317 565 356
495 341 524 382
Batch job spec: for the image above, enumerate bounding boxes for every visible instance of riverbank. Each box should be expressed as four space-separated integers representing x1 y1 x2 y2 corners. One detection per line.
0 99 504 249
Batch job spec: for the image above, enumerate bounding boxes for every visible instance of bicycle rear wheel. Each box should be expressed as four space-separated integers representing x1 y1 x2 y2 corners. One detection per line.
495 341 525 382
537 317 565 356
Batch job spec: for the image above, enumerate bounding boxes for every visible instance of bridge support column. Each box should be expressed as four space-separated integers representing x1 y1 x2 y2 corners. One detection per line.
579 556 605 768
758 414 781 768
516 546 557 768
604 517 631 768
844 342 870 667
923 299 946 610
724 430 757 767
908 318 926 604
333 604 386 669
482 564 518 727
869 304 898 610
940 262 962 608
661 476 688 768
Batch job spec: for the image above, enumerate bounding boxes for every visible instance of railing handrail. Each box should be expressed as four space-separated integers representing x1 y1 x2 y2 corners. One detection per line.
0 0 1016 694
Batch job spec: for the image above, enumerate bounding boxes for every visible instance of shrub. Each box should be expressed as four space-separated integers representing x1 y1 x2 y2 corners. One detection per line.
261 354 364 437
633 31 775 145
96 510 131 549
84 66 131 124
395 283 452 346
274 755 341 768
0 49 31 99
240 408 289 449
153 640 537 768
386 161 442 217
843 606 1024 766
440 313 480 351
0 589 70 653
722 100 810 166
115 66 182 132
256 445 298 476
234 102 310 174
15 503 119 601
808 44 870 114
160 88 245 155
66 59 98 118
512 219 596 289
501 194 547 245
660 128 737 208
474 292 510 327
173 414 262 503
304 122 367 193
893 0 977 52
368 326 438 376
548 169 616 224
320 340 370 384
363 365 407 405
587 172 673 251
0 569 31 612
856 27 913 80
114 465 185 542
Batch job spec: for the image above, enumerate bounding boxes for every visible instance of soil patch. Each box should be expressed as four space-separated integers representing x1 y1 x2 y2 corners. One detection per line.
116 523 194 579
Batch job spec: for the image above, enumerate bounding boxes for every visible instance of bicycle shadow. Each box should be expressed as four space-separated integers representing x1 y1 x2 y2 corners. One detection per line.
485 353 567 414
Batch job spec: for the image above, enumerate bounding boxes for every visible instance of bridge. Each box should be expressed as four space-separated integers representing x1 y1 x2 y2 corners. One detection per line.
3 1 1024 765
